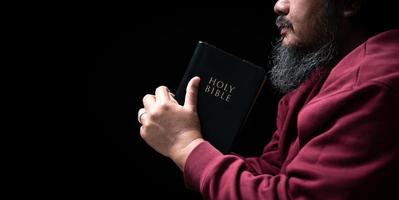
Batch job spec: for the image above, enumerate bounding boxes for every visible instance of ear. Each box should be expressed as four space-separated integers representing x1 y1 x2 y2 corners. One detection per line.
342 0 363 17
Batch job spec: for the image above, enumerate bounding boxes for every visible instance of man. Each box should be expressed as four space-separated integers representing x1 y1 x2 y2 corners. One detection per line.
138 0 399 199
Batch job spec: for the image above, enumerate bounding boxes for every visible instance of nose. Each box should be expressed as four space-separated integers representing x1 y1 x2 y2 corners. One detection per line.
274 0 289 15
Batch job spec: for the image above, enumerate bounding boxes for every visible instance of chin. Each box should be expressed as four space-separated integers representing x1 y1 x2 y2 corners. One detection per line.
279 36 289 46
281 37 296 47
280 33 298 47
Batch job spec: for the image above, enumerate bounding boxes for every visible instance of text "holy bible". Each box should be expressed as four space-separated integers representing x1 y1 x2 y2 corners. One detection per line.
204 77 236 102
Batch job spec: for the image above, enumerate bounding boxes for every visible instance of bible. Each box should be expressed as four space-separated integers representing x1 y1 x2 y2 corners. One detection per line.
175 41 266 153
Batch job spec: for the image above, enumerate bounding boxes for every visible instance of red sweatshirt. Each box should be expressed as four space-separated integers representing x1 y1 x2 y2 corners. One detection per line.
184 29 399 199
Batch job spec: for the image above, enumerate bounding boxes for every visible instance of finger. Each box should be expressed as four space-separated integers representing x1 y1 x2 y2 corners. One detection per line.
143 94 156 110
137 108 147 124
169 92 178 104
184 76 200 112
155 86 170 104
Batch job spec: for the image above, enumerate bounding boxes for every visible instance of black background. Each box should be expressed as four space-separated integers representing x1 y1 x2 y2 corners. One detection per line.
23 6 282 199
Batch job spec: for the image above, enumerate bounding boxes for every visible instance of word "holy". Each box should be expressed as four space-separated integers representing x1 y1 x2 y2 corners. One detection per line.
204 76 236 102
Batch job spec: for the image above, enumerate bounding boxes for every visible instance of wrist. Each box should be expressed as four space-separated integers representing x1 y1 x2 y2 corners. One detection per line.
172 137 205 171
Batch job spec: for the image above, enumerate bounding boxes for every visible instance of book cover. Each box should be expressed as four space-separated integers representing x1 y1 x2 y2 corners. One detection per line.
175 41 266 153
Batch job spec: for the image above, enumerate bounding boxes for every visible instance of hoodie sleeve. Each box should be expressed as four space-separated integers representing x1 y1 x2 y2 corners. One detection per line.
183 83 399 200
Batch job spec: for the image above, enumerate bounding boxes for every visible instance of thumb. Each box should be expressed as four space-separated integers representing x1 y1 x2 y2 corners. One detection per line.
184 76 201 112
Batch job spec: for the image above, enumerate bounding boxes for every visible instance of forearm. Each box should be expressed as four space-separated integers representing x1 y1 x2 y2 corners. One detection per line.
183 142 286 200
183 140 399 200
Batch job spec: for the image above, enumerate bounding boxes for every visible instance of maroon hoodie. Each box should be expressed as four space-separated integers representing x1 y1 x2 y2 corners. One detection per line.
184 29 399 199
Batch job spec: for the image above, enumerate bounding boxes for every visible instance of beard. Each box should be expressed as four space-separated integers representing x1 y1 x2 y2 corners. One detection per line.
269 3 339 94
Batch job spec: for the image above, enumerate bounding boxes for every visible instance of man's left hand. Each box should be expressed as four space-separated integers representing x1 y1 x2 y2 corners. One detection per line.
138 77 205 169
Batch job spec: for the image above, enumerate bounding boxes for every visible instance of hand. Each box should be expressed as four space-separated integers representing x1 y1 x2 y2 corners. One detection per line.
139 77 205 169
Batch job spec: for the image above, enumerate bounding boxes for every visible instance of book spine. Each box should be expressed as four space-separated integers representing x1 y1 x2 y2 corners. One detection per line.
238 74 267 133
176 42 205 104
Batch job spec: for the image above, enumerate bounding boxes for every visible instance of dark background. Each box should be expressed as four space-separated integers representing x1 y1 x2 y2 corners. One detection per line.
25 6 282 199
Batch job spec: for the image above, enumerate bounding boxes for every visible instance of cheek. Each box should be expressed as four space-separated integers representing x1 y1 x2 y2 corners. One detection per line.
283 16 310 46
287 2 322 45
286 18 320 47
297 18 318 44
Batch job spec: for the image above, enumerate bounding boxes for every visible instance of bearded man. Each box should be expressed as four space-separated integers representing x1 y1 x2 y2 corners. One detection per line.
137 0 399 199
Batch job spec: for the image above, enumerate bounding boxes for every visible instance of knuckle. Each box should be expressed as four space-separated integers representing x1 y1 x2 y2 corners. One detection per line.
147 103 171 119
147 110 159 119
141 116 150 126
148 113 157 121
186 91 196 99
142 94 151 102
156 85 165 91
156 85 169 92
188 90 195 96
158 103 170 112
147 108 155 115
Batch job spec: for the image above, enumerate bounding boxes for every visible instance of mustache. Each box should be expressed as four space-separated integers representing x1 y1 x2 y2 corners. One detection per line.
276 16 293 30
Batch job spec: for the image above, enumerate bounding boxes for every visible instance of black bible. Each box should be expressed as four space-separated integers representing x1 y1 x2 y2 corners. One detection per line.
175 41 266 153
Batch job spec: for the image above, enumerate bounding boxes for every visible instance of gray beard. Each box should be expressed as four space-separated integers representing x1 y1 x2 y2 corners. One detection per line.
269 4 338 94
269 38 337 94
